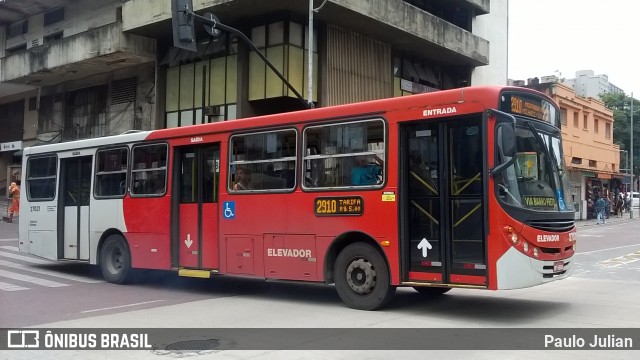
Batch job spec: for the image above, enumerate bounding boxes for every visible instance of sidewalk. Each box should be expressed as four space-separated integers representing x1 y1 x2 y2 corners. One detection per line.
0 198 18 224
575 210 640 228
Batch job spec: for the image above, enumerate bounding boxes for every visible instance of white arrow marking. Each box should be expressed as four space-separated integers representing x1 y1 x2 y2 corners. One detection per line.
185 234 193 248
417 238 432 258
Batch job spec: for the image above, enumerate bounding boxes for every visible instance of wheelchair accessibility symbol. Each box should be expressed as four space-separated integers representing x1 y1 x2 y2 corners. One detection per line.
223 201 235 219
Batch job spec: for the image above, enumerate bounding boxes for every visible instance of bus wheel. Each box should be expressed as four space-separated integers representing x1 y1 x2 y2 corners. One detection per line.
334 243 396 310
413 287 451 296
100 234 131 284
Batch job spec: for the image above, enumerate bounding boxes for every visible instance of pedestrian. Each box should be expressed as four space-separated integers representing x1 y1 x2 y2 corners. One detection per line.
595 196 606 224
6 181 20 223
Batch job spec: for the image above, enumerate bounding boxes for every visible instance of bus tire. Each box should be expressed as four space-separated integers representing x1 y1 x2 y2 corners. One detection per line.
413 287 451 296
100 234 131 284
334 242 396 310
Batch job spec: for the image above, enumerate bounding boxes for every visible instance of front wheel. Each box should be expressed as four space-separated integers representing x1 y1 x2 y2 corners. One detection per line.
334 242 396 310
100 234 131 284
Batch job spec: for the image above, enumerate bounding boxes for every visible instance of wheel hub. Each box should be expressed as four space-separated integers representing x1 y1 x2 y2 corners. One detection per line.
108 247 123 273
346 258 376 294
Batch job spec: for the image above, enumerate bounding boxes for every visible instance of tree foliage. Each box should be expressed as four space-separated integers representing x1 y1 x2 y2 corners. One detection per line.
600 92 640 175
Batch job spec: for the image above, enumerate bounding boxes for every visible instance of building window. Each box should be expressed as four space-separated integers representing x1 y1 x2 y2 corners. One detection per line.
560 108 567 126
571 157 582 165
64 85 108 140
573 112 578 127
44 32 63 44
164 34 238 127
594 118 599 133
248 21 318 103
583 114 588 130
95 147 128 198
229 129 297 192
605 123 611 139
38 94 64 136
44 7 65 26
589 160 597 168
6 43 27 55
0 100 25 143
7 20 28 39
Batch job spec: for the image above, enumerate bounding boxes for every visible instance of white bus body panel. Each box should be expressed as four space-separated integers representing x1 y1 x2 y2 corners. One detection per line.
89 199 127 265
19 131 149 262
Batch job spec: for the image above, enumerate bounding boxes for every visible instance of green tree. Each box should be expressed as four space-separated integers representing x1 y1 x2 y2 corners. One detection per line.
600 92 640 176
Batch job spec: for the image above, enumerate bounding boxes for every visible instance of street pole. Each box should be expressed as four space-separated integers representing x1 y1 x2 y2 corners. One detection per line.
307 0 327 108
631 92 634 219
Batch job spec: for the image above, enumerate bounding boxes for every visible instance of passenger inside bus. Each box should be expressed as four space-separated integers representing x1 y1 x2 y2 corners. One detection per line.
233 167 251 190
351 154 383 186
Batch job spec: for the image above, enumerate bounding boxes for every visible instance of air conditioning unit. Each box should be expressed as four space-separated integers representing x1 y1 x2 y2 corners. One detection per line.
203 106 221 116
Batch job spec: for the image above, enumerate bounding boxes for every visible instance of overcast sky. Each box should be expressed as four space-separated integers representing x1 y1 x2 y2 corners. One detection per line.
508 0 636 95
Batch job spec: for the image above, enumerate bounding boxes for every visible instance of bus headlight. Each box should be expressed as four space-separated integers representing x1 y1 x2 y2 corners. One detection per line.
523 242 529 253
511 233 518 244
533 247 539 257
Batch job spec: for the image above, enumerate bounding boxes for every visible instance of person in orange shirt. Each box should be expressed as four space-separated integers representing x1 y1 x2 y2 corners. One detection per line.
7 181 20 223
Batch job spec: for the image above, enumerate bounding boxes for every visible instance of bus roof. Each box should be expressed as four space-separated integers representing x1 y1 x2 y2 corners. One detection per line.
23 85 552 155
144 86 553 141
23 130 151 156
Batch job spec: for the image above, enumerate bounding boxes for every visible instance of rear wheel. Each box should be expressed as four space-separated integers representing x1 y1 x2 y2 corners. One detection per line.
334 242 396 310
413 286 451 296
100 234 131 284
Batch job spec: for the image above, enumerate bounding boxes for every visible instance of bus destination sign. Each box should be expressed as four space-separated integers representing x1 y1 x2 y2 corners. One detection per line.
510 95 547 121
501 92 559 127
314 196 364 216
523 195 557 210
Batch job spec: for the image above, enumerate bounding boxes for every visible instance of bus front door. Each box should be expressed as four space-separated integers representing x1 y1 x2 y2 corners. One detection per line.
402 119 487 287
59 156 92 260
172 144 220 270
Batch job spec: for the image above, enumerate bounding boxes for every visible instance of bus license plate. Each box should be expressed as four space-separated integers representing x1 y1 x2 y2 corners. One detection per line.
553 261 564 272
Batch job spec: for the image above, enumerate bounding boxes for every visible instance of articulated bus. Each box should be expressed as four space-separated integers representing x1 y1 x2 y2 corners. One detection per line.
19 86 576 310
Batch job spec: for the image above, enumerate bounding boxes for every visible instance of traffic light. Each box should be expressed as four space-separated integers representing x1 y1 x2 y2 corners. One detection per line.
171 0 197 52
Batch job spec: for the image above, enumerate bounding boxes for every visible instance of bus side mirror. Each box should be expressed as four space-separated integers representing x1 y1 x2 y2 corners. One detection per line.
171 0 197 52
498 124 516 157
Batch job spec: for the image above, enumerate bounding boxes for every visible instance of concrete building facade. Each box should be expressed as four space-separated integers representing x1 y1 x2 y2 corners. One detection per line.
564 70 625 99
0 0 508 195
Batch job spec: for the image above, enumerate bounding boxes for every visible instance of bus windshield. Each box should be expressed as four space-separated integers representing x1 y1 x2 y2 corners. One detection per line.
496 121 574 213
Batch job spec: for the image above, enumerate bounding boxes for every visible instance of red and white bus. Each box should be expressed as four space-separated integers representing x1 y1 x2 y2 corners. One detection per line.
19 86 576 310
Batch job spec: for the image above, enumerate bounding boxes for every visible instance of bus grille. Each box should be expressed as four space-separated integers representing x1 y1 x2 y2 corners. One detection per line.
526 219 575 232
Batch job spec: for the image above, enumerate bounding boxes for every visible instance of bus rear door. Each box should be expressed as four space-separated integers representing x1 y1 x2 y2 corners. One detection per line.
402 118 487 288
172 144 220 271
59 155 92 260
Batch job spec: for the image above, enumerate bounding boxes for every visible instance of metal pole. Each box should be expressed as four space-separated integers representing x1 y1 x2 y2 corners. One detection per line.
631 92 634 219
308 0 314 107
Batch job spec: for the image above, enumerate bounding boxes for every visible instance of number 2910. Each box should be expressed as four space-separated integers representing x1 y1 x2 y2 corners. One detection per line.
316 199 337 214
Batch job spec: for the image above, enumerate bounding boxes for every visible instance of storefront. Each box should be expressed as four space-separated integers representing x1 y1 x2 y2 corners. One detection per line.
1 141 22 198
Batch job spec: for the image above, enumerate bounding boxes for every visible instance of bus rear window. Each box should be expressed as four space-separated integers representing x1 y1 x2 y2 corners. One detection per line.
27 156 57 201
